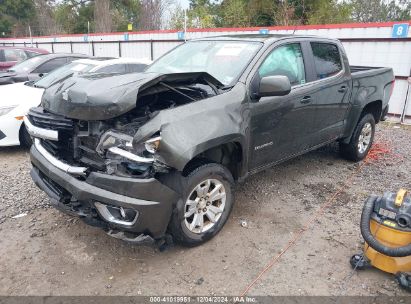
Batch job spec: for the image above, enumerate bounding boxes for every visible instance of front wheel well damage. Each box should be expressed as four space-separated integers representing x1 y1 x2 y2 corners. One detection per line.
182 142 243 180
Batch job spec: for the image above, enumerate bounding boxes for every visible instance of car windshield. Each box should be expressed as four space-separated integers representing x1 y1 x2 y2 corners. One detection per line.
9 56 44 73
34 62 97 88
146 41 262 86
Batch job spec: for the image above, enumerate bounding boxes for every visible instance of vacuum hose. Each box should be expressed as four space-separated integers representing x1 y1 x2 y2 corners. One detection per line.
361 195 411 257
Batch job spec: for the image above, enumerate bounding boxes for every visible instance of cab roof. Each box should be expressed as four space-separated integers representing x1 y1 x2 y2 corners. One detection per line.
193 34 339 44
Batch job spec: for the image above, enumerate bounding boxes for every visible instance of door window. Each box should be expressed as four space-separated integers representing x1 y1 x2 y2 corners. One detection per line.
97 64 127 73
258 43 306 86
25 51 42 58
34 57 68 74
127 63 148 73
4 49 27 62
310 42 342 79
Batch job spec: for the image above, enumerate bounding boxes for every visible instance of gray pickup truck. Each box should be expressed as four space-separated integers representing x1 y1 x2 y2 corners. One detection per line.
26 35 394 247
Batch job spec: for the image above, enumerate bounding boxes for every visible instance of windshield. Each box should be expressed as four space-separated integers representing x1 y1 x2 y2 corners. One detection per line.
34 62 97 88
146 41 262 86
9 56 44 73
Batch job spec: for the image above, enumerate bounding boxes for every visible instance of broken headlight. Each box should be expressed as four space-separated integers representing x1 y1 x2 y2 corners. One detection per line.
144 136 162 154
96 130 161 163
96 130 134 154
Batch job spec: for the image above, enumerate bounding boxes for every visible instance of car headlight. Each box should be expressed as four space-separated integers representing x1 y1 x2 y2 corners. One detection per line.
96 131 133 154
96 131 159 163
0 106 17 117
144 136 162 154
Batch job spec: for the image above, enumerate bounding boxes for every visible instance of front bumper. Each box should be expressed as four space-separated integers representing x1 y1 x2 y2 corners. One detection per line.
30 143 179 240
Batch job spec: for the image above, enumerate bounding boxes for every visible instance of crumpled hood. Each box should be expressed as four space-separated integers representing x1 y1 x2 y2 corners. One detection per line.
41 71 222 121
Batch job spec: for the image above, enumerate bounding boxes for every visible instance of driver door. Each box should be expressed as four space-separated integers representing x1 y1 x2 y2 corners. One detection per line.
249 42 317 171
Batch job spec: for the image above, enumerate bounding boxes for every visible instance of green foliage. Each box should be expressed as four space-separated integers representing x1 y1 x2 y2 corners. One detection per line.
112 0 140 31
351 0 411 22
1 0 410 37
220 0 249 27
169 3 185 30
308 0 352 24
0 0 35 37
54 1 94 34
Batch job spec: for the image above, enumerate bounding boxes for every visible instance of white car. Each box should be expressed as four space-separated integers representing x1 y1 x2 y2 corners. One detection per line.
0 57 151 147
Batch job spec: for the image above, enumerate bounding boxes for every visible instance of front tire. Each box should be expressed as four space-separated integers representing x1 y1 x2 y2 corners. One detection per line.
339 113 375 161
169 163 234 247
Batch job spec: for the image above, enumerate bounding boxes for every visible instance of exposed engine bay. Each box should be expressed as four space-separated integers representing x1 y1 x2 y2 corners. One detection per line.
30 72 222 179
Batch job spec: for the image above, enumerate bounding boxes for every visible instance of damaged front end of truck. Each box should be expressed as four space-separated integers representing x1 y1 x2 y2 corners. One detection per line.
26 71 242 247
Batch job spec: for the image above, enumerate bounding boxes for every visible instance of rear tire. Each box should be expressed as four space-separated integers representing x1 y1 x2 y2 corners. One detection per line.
169 163 234 247
19 123 32 148
339 113 375 162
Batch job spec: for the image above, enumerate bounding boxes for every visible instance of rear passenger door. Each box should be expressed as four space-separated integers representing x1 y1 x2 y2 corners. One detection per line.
308 42 352 144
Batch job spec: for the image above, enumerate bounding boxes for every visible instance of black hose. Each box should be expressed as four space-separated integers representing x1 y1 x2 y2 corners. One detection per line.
361 195 411 257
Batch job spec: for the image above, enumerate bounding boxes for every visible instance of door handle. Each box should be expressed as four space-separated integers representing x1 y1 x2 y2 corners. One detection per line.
338 86 347 93
300 96 312 104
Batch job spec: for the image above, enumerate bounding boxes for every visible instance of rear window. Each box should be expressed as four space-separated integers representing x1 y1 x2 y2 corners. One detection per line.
310 42 342 79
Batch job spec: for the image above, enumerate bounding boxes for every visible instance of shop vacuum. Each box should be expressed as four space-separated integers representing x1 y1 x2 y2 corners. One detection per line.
351 189 411 291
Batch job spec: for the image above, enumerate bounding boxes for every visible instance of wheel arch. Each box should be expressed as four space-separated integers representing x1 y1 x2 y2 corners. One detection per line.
181 140 245 181
342 99 382 144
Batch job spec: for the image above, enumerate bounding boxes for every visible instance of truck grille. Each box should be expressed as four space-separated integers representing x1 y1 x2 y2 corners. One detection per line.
28 107 76 163
28 107 74 131
28 107 105 171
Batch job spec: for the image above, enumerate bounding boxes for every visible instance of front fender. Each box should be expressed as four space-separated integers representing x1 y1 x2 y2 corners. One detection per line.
133 83 250 171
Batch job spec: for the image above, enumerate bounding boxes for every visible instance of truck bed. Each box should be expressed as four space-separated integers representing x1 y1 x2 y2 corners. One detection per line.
350 65 393 80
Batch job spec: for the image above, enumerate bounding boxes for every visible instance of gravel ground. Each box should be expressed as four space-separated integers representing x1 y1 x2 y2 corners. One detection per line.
0 123 410 296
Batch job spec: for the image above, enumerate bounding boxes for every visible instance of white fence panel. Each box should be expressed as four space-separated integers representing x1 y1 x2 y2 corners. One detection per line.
71 43 92 55
153 41 181 59
121 42 151 59
93 42 119 57
52 43 72 53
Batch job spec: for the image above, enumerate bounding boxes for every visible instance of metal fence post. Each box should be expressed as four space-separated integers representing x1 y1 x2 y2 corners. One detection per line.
150 40 154 60
118 41 121 57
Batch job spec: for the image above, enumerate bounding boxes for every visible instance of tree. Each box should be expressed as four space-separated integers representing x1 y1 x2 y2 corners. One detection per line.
112 0 140 32
220 0 249 27
169 3 185 30
307 0 352 24
351 0 411 22
0 0 35 37
94 0 112 32
33 0 59 35
247 0 275 27
55 0 94 34
187 0 218 28
138 0 172 30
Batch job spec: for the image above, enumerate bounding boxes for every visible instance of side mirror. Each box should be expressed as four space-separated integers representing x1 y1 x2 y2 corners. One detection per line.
258 75 291 97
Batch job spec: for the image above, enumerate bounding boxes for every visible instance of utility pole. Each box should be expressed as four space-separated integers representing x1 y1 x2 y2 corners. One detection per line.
88 21 91 56
184 9 187 42
29 25 33 47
